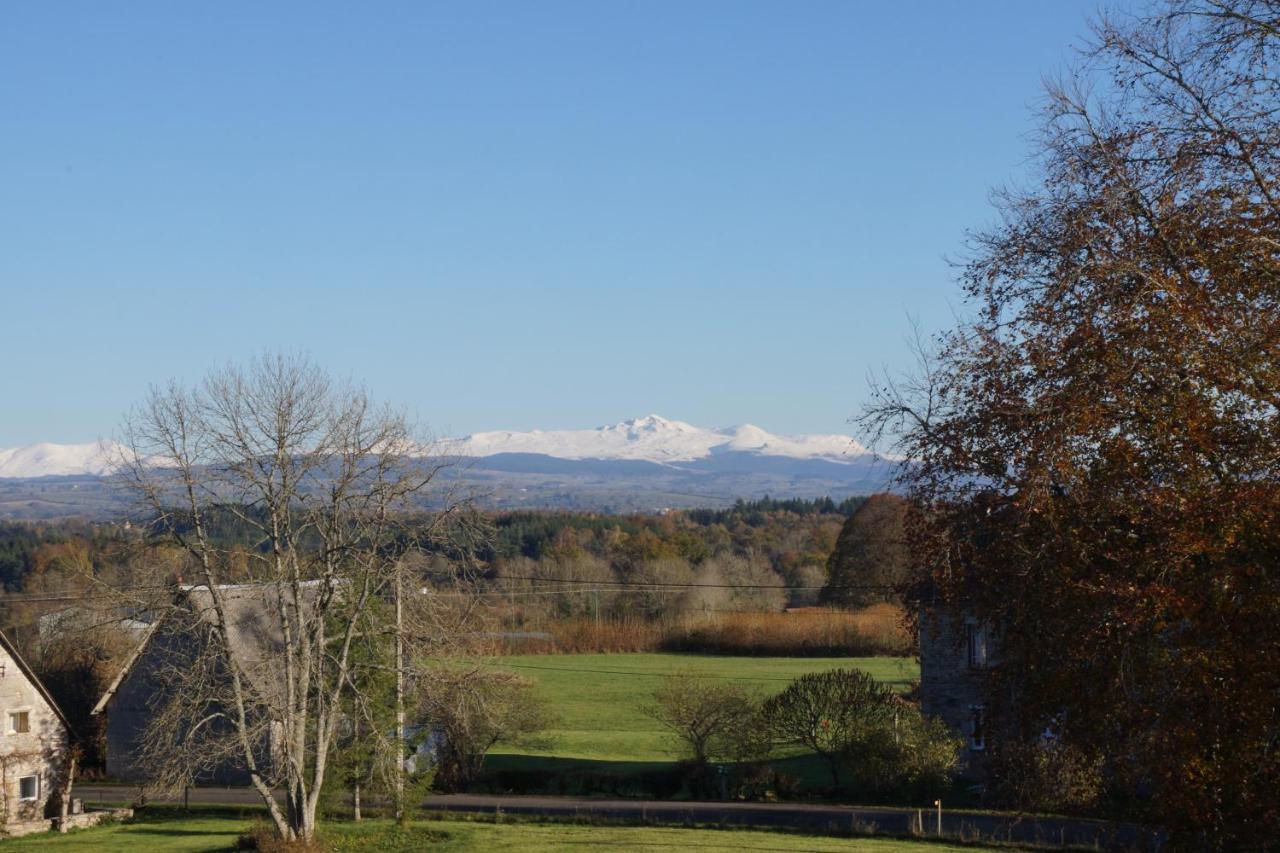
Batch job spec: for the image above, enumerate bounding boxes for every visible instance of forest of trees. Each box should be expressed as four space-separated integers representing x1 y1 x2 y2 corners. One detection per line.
0 495 903 780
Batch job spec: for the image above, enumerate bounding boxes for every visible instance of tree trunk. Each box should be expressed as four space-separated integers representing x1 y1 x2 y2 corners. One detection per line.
57 753 77 833
353 780 362 822
824 754 841 787
394 559 406 826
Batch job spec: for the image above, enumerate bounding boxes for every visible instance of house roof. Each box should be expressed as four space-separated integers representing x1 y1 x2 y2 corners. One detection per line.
0 627 75 736
93 580 329 716
91 617 163 717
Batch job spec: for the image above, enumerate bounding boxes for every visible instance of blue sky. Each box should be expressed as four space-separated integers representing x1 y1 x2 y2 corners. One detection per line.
1 1 1098 445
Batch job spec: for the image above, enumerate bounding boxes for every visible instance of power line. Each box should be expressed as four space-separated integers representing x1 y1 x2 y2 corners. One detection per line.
421 569 893 592
0 573 894 606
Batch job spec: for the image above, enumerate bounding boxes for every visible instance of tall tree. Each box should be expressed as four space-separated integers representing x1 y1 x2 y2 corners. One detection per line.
861 1 1280 846
820 493 911 608
117 354 461 843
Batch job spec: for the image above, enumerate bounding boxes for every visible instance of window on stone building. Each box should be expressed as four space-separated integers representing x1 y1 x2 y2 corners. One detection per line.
965 622 988 670
969 704 986 751
18 775 38 800
8 711 29 734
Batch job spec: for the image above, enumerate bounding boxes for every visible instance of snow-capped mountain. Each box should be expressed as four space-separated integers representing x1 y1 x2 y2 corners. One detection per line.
0 417 894 518
0 441 118 478
0 416 883 481
447 415 870 465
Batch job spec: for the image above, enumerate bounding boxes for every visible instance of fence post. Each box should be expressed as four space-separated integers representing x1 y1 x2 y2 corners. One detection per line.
935 799 942 836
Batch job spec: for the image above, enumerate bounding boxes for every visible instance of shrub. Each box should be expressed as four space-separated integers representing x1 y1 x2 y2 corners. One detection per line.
986 737 1103 814
840 701 963 800
763 670 961 798
234 821 328 852
643 671 763 767
761 668 895 787
419 670 553 791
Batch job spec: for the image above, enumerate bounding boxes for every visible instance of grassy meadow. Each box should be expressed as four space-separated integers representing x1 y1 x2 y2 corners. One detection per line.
484 652 918 794
491 652 917 763
4 808 991 852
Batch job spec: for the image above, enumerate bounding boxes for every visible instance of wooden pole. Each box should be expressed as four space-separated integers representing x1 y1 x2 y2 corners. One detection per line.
394 560 406 827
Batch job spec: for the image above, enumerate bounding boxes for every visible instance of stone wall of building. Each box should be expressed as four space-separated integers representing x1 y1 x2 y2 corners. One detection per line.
0 644 67 827
919 609 990 777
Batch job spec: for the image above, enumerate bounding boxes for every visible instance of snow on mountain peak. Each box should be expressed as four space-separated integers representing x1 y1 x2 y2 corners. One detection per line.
448 416 870 465
0 417 877 478
0 441 120 478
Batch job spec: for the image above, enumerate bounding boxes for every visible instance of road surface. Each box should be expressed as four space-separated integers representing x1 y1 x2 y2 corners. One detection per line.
74 784 1163 849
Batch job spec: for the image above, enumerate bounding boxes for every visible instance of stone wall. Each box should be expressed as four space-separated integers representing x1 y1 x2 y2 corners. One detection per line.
919 609 990 778
0 644 67 829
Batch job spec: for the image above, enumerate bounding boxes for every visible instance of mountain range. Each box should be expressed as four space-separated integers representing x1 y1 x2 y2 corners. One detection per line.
442 414 871 464
0 416 897 517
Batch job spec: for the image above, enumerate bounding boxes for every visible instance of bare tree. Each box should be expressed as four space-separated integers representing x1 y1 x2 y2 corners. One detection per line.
415 667 551 790
115 354 464 842
643 671 761 767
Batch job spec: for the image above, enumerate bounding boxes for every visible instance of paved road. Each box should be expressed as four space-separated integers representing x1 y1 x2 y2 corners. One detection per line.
75 785 1164 849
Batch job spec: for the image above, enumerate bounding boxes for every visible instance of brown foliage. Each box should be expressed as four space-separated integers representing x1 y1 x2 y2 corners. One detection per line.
861 1 1280 846
498 605 911 656
661 606 911 657
820 493 912 608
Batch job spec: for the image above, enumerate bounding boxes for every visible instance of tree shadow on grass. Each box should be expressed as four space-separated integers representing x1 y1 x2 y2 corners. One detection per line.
124 826 244 838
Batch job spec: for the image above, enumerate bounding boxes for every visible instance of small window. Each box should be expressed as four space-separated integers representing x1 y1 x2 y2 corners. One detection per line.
966 622 988 670
17 775 37 801
969 704 986 751
8 711 29 734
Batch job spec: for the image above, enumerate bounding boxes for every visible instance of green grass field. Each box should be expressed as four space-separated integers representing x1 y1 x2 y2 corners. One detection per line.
486 653 921 794
4 809 989 852
491 653 918 763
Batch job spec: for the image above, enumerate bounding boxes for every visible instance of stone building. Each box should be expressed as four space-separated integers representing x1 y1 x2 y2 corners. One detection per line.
919 607 994 779
92 582 306 786
0 628 73 835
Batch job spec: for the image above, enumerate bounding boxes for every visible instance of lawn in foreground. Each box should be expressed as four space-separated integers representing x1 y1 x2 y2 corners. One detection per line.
3 810 994 853
490 653 918 763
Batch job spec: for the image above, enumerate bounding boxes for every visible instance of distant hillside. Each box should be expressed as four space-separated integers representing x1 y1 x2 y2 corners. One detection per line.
0 415 897 519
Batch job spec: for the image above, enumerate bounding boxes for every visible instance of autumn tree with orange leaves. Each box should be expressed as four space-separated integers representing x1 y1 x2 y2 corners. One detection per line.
862 1 1280 847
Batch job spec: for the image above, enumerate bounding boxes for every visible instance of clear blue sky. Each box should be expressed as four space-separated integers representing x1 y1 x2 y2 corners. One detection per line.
0 1 1099 446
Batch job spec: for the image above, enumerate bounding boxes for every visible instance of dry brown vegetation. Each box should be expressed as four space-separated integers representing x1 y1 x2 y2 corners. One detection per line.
496 604 911 657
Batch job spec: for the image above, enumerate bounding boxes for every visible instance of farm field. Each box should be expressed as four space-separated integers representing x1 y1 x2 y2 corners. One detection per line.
487 653 918 782
3 809 993 852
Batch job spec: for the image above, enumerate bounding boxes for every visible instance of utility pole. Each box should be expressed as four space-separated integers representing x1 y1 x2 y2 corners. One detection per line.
394 559 406 827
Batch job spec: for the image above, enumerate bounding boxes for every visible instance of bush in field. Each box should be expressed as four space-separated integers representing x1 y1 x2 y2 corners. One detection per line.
761 668 895 786
644 671 765 767
419 671 552 791
763 669 960 796
840 701 962 800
